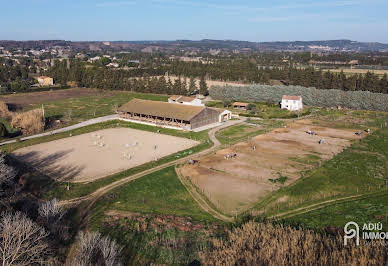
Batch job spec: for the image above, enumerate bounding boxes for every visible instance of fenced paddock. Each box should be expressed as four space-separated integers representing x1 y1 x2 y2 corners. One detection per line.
12 128 199 182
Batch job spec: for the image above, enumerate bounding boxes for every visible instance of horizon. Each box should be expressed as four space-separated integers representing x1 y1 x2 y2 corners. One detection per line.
1 38 388 45
2 0 388 43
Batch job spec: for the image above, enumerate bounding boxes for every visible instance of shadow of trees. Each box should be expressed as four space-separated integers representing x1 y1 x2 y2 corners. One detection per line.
9 149 84 197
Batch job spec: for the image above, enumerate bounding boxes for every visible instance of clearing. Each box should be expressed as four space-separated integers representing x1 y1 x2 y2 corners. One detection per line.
180 119 364 214
12 127 198 183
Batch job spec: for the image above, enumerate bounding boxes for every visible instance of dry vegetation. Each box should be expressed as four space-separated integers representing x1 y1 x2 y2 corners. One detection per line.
11 109 45 135
0 100 45 135
200 221 388 265
0 101 12 120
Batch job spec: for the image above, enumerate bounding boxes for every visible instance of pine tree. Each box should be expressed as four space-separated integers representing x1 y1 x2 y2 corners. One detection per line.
199 76 208 96
188 77 197 95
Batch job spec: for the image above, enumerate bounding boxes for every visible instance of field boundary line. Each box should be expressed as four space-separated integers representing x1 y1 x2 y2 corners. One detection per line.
175 166 233 222
269 189 388 220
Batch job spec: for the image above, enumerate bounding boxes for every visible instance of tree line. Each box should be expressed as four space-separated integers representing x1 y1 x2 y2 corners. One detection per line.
46 59 209 95
45 58 388 95
168 60 388 94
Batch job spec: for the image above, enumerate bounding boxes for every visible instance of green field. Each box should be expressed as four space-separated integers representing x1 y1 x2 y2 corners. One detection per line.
28 92 168 124
253 128 388 217
215 124 266 145
90 166 215 228
287 191 388 231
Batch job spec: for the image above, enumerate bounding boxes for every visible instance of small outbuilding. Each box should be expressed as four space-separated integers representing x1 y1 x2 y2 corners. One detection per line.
168 95 204 107
232 102 249 110
37 76 54 86
281 95 303 111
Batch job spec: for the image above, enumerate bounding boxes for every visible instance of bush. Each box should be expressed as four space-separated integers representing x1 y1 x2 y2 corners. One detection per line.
0 122 7 137
0 101 12 120
210 84 388 112
11 109 45 135
223 100 232 107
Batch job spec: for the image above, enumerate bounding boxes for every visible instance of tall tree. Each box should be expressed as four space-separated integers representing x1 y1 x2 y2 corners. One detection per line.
199 76 208 96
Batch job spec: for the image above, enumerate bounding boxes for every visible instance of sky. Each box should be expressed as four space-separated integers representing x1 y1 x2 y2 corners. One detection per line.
1 0 388 43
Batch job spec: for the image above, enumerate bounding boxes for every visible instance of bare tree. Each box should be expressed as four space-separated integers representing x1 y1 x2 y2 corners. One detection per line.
72 231 122 266
99 236 123 266
0 212 50 266
0 153 16 187
38 198 65 223
0 153 17 201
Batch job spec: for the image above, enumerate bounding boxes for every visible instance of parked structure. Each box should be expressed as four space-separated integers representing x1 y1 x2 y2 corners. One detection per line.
37 76 54 86
118 99 227 130
281 95 303 111
168 95 204 106
232 102 249 110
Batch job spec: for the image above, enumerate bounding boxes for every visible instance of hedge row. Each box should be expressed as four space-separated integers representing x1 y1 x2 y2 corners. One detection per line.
210 85 388 112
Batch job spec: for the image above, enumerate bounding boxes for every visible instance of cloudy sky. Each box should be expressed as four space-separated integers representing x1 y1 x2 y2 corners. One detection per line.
1 0 387 42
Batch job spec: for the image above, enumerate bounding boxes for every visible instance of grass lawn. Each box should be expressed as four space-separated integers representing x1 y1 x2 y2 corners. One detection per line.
27 91 169 125
216 119 285 145
253 128 388 217
215 124 266 145
90 166 215 229
286 191 388 231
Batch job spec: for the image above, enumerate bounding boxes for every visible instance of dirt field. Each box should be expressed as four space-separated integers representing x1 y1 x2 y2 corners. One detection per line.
0 88 107 108
180 120 365 214
12 128 199 183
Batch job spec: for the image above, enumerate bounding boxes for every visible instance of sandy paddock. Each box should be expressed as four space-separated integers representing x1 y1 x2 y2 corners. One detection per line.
180 120 365 214
13 128 199 182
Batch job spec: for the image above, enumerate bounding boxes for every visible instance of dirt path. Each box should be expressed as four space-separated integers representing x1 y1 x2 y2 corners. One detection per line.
268 190 388 220
59 118 246 221
176 166 234 222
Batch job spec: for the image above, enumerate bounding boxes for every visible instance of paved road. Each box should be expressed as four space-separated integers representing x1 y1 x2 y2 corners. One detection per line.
0 114 119 146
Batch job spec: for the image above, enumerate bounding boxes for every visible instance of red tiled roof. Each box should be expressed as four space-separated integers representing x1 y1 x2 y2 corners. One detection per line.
232 102 249 107
282 95 301 101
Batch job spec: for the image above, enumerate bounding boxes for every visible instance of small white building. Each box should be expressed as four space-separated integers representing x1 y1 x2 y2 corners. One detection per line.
168 95 204 107
281 95 303 111
218 110 232 122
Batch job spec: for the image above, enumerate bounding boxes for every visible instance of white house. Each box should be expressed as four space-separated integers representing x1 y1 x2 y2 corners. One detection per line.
281 95 303 111
168 95 205 107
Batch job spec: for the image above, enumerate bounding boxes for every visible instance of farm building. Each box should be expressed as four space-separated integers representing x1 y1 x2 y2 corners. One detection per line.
168 95 204 106
232 102 249 110
281 95 303 111
118 99 228 130
37 76 54 86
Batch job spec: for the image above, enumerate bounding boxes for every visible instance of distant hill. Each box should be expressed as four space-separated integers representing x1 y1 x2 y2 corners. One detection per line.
1 39 388 52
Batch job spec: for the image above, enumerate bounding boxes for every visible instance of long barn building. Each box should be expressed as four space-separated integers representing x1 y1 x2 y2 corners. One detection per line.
118 99 229 130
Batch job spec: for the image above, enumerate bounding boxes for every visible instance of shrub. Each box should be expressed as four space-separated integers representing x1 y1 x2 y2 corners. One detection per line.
11 109 45 135
0 122 7 137
0 101 12 120
200 221 388 265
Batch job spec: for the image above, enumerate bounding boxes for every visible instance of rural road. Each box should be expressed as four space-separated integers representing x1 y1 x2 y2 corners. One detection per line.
60 117 246 222
0 114 119 146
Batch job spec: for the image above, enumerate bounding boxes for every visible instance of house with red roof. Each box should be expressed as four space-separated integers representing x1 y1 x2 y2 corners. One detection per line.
281 95 303 111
